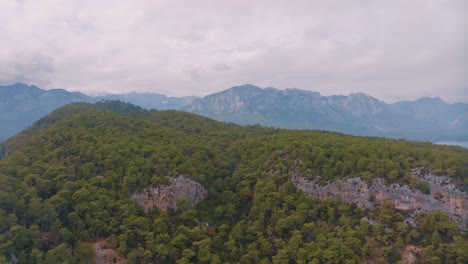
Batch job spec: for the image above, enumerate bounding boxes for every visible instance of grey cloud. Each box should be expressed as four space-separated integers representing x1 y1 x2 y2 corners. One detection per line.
0 0 466 102
0 52 54 87
212 63 231 72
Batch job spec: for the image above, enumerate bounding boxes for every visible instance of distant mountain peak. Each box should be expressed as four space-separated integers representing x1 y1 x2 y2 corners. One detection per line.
416 96 446 104
348 92 375 98
284 88 321 97
345 92 383 105
233 83 261 89
0 83 46 100
1 82 43 92
346 92 384 104
11 82 32 88
221 84 263 97
226 84 261 92
341 93 385 118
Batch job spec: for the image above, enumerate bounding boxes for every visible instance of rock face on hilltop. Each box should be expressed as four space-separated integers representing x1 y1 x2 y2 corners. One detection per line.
292 167 468 230
132 175 208 212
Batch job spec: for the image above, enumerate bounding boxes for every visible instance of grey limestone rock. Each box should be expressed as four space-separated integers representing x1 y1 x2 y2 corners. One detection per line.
132 175 208 212
291 167 468 230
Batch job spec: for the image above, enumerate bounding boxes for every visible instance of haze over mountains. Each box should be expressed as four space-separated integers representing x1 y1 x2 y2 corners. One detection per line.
184 84 468 141
0 83 94 142
95 92 196 111
1 83 467 142
0 83 195 141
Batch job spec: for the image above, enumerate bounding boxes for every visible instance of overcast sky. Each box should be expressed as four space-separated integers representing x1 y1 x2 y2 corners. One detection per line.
0 0 467 103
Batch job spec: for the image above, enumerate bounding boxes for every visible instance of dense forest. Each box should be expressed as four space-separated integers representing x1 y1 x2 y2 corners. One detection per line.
0 101 467 263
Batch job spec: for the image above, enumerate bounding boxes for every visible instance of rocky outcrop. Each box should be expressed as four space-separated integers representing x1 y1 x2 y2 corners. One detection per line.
132 175 208 212
400 245 421 264
92 239 124 264
292 168 468 230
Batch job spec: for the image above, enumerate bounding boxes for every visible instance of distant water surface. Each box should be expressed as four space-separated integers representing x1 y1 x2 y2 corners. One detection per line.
435 141 468 149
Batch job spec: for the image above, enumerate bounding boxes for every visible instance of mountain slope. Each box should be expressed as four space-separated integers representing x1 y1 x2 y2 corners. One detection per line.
0 101 467 263
184 84 468 141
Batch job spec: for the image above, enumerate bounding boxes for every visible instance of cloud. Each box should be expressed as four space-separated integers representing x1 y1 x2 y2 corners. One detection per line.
0 0 466 103
0 51 54 85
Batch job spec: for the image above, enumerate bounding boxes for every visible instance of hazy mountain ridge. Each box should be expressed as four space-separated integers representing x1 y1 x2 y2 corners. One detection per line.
1 83 467 142
0 83 94 142
389 97 468 129
95 92 196 110
0 83 196 141
183 84 468 141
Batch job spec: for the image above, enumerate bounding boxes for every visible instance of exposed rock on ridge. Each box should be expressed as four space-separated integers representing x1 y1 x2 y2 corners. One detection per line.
291 167 468 230
132 175 208 212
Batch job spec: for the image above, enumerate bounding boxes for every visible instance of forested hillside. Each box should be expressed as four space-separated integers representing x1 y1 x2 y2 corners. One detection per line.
0 101 467 263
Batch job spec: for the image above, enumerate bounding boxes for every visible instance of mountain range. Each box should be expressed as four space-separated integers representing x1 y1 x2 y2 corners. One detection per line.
183 84 468 141
1 83 467 142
